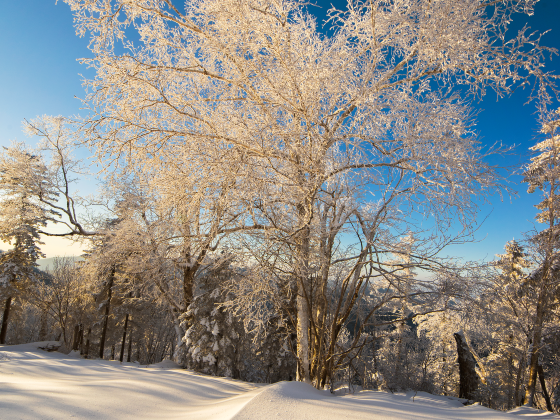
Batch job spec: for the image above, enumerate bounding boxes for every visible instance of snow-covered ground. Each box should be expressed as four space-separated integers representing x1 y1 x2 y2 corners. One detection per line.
1 342 558 420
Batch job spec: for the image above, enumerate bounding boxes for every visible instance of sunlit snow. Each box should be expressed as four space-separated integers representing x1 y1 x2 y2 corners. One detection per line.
1 342 558 420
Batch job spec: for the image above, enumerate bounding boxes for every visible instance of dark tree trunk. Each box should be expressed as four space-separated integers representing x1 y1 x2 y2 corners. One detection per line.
120 314 129 362
78 325 84 350
127 325 133 363
454 332 479 400
39 306 48 341
514 349 526 407
507 355 514 409
98 268 115 359
72 324 81 351
526 294 546 407
394 321 404 387
538 365 553 412
183 267 194 310
84 327 91 358
111 344 115 360
146 333 154 364
0 297 12 344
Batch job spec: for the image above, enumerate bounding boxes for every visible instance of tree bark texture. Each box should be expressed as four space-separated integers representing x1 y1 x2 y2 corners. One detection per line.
72 324 80 351
538 364 553 412
514 349 526 407
525 292 546 407
0 297 12 344
507 355 514 410
84 327 91 358
39 306 48 341
120 314 129 362
296 287 310 383
98 267 115 359
296 215 311 384
127 325 133 363
78 325 84 350
454 332 479 400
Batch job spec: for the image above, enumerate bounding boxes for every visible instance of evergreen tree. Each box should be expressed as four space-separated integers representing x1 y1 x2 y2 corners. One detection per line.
488 240 532 408
522 108 560 407
0 143 55 343
496 241 531 287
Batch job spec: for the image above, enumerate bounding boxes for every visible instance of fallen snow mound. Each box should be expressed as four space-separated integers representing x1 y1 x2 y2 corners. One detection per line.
0 343 558 420
149 358 181 369
230 382 559 420
508 406 560 418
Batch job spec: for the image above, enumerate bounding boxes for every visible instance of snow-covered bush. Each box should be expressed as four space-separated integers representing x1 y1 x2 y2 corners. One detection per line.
182 284 296 382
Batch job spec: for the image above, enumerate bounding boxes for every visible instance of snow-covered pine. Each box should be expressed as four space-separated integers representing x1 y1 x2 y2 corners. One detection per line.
522 108 560 407
415 311 462 397
181 256 296 381
93 174 250 363
0 143 55 344
182 285 247 379
480 240 533 409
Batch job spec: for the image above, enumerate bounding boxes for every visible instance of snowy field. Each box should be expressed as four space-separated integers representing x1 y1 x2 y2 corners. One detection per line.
1 343 558 420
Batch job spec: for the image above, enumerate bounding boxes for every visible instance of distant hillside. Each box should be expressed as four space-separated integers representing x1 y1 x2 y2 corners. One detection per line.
36 256 84 272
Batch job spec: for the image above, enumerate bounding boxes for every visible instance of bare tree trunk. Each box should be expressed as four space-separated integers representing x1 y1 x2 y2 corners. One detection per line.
127 325 133 363
172 318 185 362
98 268 115 359
78 325 84 350
72 324 80 351
394 320 405 389
183 267 194 313
454 332 479 400
296 284 310 383
59 312 68 347
147 332 154 364
507 355 514 410
84 327 91 358
537 365 553 412
39 306 48 341
135 337 141 363
119 314 129 362
296 201 311 384
0 297 12 344
111 344 115 360
514 348 526 406
372 338 382 390
525 293 546 406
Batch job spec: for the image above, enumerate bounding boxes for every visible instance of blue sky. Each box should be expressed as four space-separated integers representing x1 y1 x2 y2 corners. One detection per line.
0 0 559 261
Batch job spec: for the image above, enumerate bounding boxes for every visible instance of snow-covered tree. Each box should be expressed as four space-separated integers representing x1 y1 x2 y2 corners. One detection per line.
497 241 531 285
0 143 56 343
522 108 560 407
180 259 295 382
415 311 463 396
490 240 532 408
58 0 557 385
42 257 95 350
22 116 97 238
95 173 250 362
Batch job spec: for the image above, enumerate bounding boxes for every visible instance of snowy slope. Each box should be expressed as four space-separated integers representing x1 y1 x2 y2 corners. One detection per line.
0 343 558 420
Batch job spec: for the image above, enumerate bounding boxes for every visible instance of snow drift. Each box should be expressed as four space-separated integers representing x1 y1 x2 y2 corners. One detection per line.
0 342 558 420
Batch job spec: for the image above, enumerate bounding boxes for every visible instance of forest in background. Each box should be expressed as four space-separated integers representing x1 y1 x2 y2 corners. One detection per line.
1 0 560 414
